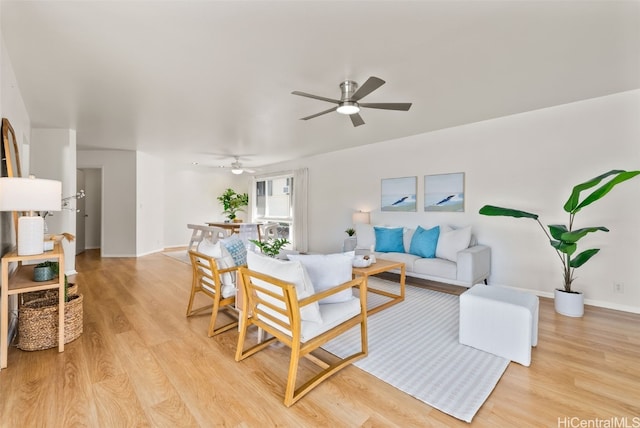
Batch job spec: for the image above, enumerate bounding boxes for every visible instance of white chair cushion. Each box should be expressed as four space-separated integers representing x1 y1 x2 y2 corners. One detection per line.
247 251 322 323
300 298 361 342
287 253 354 303
197 238 236 298
436 225 472 262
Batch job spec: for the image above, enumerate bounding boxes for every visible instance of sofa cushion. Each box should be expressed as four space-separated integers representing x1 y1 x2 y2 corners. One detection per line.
413 257 457 280
372 251 421 272
246 251 322 323
403 228 415 253
374 227 404 252
355 223 376 250
436 226 472 262
409 225 440 258
287 253 354 304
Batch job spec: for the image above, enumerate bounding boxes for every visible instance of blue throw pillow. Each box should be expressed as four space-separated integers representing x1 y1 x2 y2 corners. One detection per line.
409 225 440 258
374 227 405 253
220 235 247 266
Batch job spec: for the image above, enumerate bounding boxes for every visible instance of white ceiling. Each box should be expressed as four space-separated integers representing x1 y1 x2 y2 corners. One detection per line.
2 1 639 171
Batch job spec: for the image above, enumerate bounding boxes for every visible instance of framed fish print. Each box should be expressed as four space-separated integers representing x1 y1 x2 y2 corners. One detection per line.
381 176 417 212
424 172 465 212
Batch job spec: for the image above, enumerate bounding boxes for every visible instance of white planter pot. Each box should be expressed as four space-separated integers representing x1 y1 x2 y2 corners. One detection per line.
554 289 584 317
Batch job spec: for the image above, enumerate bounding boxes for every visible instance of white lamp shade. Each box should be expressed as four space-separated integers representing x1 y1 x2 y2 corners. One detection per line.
0 177 62 212
352 211 370 224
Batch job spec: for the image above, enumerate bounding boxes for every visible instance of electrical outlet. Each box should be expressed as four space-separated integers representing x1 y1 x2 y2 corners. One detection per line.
613 283 624 294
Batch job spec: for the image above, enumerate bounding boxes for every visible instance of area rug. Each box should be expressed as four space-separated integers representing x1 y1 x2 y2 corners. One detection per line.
162 249 190 265
322 277 509 423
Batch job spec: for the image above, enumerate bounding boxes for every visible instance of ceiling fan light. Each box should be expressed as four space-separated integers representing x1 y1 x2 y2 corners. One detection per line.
231 168 243 175
337 102 360 115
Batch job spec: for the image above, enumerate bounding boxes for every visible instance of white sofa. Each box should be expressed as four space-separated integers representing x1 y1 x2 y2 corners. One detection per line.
352 223 491 287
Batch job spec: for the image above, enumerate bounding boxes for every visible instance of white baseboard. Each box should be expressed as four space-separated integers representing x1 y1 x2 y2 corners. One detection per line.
491 283 640 314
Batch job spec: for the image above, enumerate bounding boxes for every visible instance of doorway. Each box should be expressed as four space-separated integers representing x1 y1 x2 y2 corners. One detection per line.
76 168 102 253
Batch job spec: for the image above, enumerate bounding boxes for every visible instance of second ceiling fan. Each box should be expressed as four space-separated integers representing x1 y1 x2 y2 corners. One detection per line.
292 76 412 127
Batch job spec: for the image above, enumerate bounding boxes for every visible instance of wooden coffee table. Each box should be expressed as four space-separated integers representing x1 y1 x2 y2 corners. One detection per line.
352 258 406 315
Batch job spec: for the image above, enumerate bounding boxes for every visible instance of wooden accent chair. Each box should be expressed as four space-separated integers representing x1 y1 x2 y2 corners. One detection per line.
235 265 368 407
187 250 239 337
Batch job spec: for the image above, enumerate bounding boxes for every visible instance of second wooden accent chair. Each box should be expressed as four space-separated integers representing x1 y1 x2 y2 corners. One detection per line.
187 249 239 337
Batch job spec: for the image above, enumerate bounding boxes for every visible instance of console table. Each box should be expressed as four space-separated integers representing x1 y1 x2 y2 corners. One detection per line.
1 242 65 369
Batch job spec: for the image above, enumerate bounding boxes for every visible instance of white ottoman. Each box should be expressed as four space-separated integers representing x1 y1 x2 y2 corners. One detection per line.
459 284 539 366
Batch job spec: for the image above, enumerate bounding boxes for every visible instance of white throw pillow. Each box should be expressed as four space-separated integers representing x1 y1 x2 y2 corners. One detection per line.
246 251 322 323
355 223 375 250
436 226 472 262
287 253 354 303
403 228 415 253
196 239 236 297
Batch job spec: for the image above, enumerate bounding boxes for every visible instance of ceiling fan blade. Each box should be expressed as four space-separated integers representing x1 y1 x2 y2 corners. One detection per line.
300 106 338 120
243 168 256 174
291 91 341 104
351 76 385 101
360 102 412 111
350 113 365 127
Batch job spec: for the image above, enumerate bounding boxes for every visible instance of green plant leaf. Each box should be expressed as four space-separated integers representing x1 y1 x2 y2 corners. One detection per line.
250 238 290 257
564 170 640 214
560 226 609 243
479 205 538 219
569 248 600 268
548 224 568 240
550 240 576 256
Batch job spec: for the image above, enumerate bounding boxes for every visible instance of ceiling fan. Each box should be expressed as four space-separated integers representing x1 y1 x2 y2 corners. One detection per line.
218 156 257 175
292 76 412 127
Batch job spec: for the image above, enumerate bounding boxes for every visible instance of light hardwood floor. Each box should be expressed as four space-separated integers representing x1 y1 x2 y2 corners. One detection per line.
1 249 638 427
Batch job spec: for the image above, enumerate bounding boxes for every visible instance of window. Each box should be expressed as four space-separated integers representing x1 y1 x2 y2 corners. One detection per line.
253 174 294 245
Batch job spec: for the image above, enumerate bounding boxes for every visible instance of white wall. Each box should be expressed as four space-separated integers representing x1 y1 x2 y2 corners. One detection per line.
136 152 165 255
0 37 31 255
0 39 30 174
259 90 640 313
0 26 32 347
77 150 137 257
162 162 249 248
30 129 77 274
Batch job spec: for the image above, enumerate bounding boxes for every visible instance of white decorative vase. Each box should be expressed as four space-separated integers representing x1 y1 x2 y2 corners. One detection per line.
554 289 584 317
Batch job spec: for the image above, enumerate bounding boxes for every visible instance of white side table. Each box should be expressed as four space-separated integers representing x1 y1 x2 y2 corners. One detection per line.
343 237 357 252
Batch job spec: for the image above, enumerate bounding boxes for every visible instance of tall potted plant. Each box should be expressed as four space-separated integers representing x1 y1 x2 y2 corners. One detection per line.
479 169 640 317
217 188 249 222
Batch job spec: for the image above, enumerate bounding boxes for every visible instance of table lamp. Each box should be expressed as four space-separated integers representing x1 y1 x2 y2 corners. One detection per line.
0 175 62 255
352 210 370 224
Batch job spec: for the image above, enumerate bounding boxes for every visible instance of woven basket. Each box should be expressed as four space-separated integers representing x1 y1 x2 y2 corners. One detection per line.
17 294 84 351
22 283 78 305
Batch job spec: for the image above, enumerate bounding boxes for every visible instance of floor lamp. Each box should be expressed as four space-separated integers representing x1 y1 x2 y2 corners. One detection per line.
0 176 62 255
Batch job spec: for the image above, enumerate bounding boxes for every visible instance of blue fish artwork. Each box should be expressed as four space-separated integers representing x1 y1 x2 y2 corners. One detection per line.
392 196 409 206
436 195 455 205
